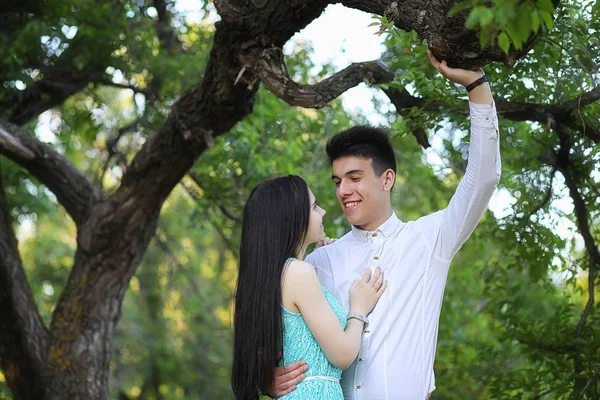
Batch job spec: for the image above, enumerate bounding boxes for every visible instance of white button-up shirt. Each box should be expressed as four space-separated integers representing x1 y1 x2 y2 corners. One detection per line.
306 102 500 400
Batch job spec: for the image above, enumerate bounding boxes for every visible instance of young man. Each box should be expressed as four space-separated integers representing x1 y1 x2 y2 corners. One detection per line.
270 51 500 399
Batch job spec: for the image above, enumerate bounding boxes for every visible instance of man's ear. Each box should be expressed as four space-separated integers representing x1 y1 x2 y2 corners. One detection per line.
382 169 395 191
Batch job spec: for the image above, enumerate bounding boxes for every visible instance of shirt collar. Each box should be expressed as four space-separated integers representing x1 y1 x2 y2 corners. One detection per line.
350 213 402 242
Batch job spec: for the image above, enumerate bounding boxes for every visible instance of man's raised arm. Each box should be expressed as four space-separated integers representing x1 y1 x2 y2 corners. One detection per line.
425 50 501 260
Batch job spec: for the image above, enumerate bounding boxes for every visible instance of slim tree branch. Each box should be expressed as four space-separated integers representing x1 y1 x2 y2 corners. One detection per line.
98 119 140 190
178 179 240 256
514 332 576 353
152 0 185 53
154 230 202 296
0 121 101 225
519 168 557 225
554 129 598 340
579 361 600 398
97 80 152 97
541 37 597 86
187 171 242 222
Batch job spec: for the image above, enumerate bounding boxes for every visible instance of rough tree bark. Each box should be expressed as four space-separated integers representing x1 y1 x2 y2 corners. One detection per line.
342 0 542 69
0 171 48 399
0 0 573 399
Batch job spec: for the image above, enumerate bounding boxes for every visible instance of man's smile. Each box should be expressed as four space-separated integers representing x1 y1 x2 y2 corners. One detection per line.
343 200 362 209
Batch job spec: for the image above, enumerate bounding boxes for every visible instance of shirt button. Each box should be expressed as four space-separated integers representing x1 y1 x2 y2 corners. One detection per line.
373 256 379 260
372 233 378 237
359 357 364 362
355 385 361 389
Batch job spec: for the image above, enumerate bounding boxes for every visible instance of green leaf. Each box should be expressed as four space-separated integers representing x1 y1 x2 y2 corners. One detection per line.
504 25 523 50
466 7 484 29
449 1 474 17
537 0 556 13
531 12 541 33
479 29 490 48
479 8 494 27
498 31 511 54
539 10 554 30
516 5 533 42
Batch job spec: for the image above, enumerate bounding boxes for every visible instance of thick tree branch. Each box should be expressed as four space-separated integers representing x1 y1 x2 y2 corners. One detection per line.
561 117 600 143
0 121 101 225
1 0 130 126
214 0 329 48
563 86 600 110
1 69 107 126
112 26 257 217
385 87 551 121
341 0 541 69
245 48 394 108
0 169 48 399
383 86 600 147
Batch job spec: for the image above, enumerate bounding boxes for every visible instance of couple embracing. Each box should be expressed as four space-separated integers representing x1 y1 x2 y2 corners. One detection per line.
231 52 501 400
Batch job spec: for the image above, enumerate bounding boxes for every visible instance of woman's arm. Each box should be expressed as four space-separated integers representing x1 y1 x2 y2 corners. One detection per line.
284 260 385 370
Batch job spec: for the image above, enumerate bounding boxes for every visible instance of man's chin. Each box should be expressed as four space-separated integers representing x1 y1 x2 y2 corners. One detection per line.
345 215 362 226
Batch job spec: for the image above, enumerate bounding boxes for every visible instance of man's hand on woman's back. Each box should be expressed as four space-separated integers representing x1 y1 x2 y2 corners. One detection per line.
266 359 308 398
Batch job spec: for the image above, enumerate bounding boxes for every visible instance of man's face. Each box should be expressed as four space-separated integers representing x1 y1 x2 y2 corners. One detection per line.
331 156 391 231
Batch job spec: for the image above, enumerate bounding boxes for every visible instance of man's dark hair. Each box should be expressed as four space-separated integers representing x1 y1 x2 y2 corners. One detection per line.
326 125 396 176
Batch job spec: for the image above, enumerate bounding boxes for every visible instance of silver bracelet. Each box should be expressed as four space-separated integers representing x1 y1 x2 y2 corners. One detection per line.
347 312 369 326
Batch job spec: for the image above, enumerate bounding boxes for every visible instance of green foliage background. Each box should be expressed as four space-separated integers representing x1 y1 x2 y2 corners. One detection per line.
1 0 598 398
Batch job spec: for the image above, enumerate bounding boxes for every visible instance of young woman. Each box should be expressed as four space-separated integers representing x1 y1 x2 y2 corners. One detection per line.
231 175 387 400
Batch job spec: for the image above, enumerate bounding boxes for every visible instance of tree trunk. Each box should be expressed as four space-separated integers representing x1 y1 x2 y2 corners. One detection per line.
0 170 48 399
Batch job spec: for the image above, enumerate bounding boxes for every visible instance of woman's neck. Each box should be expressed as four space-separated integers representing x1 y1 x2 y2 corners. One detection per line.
295 245 308 261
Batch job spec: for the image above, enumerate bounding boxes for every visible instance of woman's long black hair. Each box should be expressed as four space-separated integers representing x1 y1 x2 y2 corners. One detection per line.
231 175 311 400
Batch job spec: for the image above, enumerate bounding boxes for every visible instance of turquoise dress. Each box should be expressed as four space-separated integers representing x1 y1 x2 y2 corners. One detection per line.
278 262 346 400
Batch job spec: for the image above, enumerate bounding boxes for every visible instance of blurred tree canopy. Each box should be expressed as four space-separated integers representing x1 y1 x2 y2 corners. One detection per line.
0 0 599 399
